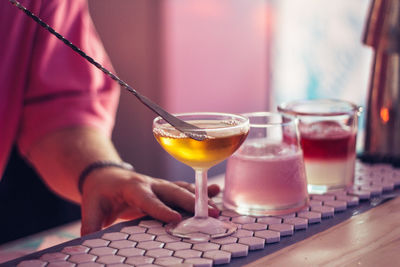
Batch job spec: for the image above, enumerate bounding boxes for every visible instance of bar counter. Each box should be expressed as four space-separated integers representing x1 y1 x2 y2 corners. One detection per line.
1 170 399 266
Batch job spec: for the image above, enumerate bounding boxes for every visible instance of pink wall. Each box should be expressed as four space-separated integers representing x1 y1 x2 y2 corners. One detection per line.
161 0 271 114
88 0 272 180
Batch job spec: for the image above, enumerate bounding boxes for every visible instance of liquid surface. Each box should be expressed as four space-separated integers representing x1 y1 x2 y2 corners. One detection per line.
153 120 248 169
224 141 308 215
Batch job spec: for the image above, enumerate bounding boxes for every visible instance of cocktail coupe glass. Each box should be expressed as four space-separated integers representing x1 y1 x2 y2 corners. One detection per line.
153 112 250 241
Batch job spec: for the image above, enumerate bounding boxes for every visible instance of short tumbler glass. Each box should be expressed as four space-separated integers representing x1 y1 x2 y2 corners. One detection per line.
223 112 309 216
278 99 361 194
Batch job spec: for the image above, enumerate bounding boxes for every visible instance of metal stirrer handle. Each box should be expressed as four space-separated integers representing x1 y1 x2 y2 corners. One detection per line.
9 0 206 141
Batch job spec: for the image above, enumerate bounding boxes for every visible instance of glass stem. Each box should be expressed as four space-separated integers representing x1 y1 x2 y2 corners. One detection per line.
194 169 208 218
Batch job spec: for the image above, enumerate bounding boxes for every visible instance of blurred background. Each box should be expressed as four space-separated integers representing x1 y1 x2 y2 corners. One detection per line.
88 0 372 181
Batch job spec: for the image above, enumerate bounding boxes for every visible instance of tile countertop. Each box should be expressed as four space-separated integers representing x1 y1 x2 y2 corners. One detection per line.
2 170 400 266
0 174 226 264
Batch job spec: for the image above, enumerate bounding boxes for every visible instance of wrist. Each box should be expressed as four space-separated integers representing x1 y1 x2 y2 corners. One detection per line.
78 161 134 194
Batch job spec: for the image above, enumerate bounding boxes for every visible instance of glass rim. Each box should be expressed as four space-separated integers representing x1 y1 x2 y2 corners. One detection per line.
277 99 362 117
153 111 249 132
241 111 297 128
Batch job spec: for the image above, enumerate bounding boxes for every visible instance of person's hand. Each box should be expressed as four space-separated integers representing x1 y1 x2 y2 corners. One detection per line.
80 167 220 235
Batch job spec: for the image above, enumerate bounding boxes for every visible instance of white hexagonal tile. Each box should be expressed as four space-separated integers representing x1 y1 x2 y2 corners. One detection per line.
192 242 220 252
310 194 335 202
102 232 129 241
184 257 213 267
324 200 347 212
68 253 97 264
221 243 248 258
101 264 130 267
109 240 137 249
268 223 294 236
231 216 256 224
238 236 265 250
203 249 231 265
347 188 371 200
73 262 104 267
254 230 280 243
156 234 181 243
124 255 154 265
146 227 168 235
40 252 69 262
375 180 395 190
136 240 164 250
336 195 359 206
210 236 238 245
173 249 202 259
164 241 192 251
311 205 335 218
231 229 253 238
284 217 308 230
297 211 321 224
241 223 267 231
309 200 323 207
89 247 117 256
120 226 147 234
256 217 282 225
82 238 110 248
62 245 89 255
117 247 145 257
276 213 296 219
325 189 347 197
154 256 183 266
96 254 125 265
360 185 383 196
128 233 155 242
47 261 75 267
145 248 173 258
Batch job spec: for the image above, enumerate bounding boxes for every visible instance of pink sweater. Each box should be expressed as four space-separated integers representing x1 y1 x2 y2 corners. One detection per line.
0 0 120 176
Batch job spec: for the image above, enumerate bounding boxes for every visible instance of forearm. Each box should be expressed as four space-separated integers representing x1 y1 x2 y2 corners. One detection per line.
25 126 122 203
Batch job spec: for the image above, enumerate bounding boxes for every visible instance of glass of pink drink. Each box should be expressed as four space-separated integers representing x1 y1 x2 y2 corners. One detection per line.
278 99 361 194
223 112 309 216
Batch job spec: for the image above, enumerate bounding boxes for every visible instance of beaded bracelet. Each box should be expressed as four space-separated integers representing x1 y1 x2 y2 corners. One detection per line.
78 161 134 194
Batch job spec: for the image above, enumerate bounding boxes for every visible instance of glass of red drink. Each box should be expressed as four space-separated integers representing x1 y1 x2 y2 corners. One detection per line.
223 112 309 216
278 99 361 194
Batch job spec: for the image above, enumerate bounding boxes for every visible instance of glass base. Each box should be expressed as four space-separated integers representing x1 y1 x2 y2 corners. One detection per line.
308 184 350 194
223 197 309 216
165 216 237 241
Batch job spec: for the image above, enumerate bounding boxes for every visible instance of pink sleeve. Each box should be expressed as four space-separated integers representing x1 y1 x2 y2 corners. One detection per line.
17 0 120 156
